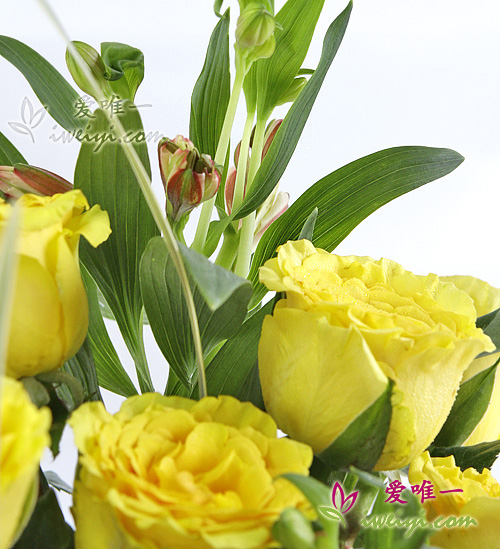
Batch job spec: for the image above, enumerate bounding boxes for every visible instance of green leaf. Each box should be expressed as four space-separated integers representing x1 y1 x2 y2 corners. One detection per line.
214 0 225 17
283 474 340 548
75 104 159 393
179 242 251 310
433 358 499 447
248 146 464 308
13 474 74 549
101 42 145 101
318 381 393 471
298 207 318 241
43 471 72 495
62 338 102 403
203 214 236 258
0 36 85 133
190 10 231 159
477 307 500 355
249 0 326 118
430 440 500 471
81 262 137 398
192 301 273 405
0 131 27 165
235 2 352 219
140 237 252 388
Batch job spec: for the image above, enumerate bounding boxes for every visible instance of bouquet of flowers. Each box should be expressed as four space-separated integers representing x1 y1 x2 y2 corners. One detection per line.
1 1 499 548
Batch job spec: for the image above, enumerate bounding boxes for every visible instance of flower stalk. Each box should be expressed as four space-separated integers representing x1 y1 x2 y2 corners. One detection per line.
37 0 208 398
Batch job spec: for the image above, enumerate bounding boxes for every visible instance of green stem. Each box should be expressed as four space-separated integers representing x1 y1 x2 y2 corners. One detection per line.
232 110 255 211
214 230 239 269
192 69 246 254
38 0 208 399
234 117 267 278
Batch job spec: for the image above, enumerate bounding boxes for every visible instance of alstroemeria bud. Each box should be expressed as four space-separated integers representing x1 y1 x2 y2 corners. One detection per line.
66 41 114 101
262 119 283 159
254 190 289 246
0 164 73 199
236 2 276 49
158 136 220 223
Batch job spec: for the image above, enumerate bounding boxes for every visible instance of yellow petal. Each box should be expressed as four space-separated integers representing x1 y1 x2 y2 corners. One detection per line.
258 307 388 453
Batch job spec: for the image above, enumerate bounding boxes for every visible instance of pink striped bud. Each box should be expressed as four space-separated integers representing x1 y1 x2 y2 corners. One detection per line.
158 136 220 223
0 164 73 199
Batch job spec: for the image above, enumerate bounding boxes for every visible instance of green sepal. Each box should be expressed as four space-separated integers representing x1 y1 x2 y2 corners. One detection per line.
430 440 500 472
433 357 499 447
318 380 393 472
477 307 500 356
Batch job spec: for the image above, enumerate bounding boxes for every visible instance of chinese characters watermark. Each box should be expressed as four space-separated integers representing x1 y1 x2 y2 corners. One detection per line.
319 480 477 539
8 95 161 152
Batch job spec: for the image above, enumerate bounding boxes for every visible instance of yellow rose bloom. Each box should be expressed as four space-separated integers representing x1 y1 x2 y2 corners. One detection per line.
409 451 500 548
0 190 111 378
70 394 313 549
258 240 494 470
441 275 500 445
0 376 51 549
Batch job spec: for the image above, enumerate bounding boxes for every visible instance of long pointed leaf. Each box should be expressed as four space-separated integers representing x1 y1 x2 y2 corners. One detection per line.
140 237 252 389
249 146 464 307
0 131 27 165
0 36 85 133
191 301 272 404
190 10 231 158
252 0 325 118
235 1 352 219
81 267 137 397
74 104 158 393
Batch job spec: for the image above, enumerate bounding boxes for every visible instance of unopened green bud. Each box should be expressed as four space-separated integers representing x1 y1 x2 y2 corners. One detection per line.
272 508 316 549
236 2 276 49
66 41 114 101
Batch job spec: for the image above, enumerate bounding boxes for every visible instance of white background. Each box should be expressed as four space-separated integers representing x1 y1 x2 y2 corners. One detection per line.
1 0 499 523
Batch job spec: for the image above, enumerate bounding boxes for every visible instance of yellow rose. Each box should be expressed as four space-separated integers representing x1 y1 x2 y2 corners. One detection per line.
258 240 493 470
69 394 313 549
0 376 51 549
441 275 500 445
409 451 500 548
0 190 111 378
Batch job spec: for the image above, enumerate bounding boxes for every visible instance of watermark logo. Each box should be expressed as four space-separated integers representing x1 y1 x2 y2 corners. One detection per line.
8 95 162 151
318 482 358 527
8 97 46 143
319 481 478 538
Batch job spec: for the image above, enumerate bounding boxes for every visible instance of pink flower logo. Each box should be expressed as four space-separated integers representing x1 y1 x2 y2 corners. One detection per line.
319 482 359 526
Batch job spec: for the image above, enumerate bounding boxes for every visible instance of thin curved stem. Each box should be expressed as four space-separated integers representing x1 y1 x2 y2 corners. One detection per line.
37 0 207 399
